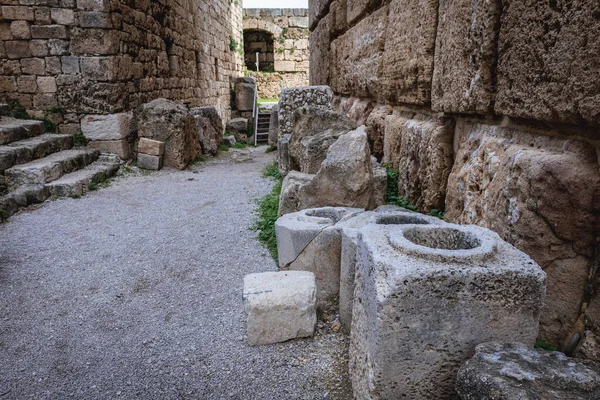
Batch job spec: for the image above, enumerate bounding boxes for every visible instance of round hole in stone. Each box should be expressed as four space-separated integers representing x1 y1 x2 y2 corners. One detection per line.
305 209 344 224
376 214 429 225
403 227 481 250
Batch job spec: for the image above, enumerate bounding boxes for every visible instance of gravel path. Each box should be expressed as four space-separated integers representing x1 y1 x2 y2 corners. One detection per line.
0 148 351 400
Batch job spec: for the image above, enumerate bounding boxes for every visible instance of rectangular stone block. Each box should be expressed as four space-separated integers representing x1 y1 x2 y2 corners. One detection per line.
6 40 31 59
137 138 165 156
30 25 68 39
380 0 438 105
346 0 382 25
88 139 130 160
17 75 37 93
432 0 501 114
274 60 295 72
77 0 110 12
243 271 317 346
0 76 17 92
29 40 48 56
20 58 45 75
70 28 119 55
11 21 31 39
136 153 162 170
289 16 309 28
50 8 75 25
80 56 117 81
309 12 330 86
1 6 35 21
61 56 79 73
78 11 112 28
81 112 132 141
332 6 388 98
495 0 600 125
36 76 57 93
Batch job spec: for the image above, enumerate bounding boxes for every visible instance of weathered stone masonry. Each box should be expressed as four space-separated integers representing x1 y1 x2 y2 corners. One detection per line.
309 0 600 353
243 8 309 99
0 0 243 133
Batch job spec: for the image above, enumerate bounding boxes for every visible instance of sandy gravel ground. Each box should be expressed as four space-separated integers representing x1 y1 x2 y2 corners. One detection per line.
0 148 351 400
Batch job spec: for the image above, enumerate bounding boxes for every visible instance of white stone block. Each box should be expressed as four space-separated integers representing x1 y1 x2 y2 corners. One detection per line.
350 223 547 400
81 112 133 141
243 271 317 346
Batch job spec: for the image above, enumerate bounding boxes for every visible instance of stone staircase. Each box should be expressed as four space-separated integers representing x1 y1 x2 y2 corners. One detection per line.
255 112 271 143
0 116 120 222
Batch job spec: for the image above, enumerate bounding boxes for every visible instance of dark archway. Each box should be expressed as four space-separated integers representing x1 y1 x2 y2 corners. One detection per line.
243 29 275 72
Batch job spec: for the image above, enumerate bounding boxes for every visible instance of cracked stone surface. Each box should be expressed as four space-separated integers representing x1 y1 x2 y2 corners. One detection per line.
0 149 352 399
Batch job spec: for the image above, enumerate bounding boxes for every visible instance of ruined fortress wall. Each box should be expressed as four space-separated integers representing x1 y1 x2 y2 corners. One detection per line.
243 8 309 99
0 0 244 132
310 0 600 350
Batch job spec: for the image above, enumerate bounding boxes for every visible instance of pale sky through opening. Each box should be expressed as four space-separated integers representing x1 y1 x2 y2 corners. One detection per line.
244 0 308 8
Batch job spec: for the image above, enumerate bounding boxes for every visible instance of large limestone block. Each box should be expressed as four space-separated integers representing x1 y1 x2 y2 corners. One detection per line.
396 117 454 212
226 118 248 144
268 104 279 148
289 106 357 173
346 0 382 25
331 6 388 99
445 121 600 346
432 0 501 114
88 139 130 160
191 106 223 156
235 77 256 112
457 342 600 399
380 0 438 104
298 130 343 174
136 99 200 170
278 86 334 136
381 113 406 169
309 13 331 86
277 134 295 177
338 207 443 331
297 127 375 211
278 170 315 216
495 0 600 126
309 0 333 29
365 105 392 161
350 223 546 400
276 207 364 307
243 271 317 346
80 112 132 141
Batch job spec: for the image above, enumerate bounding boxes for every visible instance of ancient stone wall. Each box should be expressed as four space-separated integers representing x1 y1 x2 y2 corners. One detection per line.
0 0 244 133
243 9 309 99
310 0 600 353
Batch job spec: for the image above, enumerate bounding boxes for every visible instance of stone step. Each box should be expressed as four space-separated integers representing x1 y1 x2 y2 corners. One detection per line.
5 148 99 188
0 184 49 222
0 117 45 145
0 134 73 173
46 161 120 198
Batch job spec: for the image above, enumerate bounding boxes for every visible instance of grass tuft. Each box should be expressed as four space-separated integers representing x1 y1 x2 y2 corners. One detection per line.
252 161 283 261
535 339 558 351
383 163 445 218
217 144 229 152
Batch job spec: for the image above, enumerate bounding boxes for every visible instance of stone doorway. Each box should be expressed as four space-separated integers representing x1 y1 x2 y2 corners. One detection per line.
243 29 275 72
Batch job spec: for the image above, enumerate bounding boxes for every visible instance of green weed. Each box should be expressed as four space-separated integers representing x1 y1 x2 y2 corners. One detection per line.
252 161 283 261
218 144 230 152
232 142 247 149
265 146 277 153
535 339 558 351
73 132 88 147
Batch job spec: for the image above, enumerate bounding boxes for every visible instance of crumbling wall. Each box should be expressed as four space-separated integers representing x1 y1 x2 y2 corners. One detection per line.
309 0 600 352
0 0 244 133
243 9 309 99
